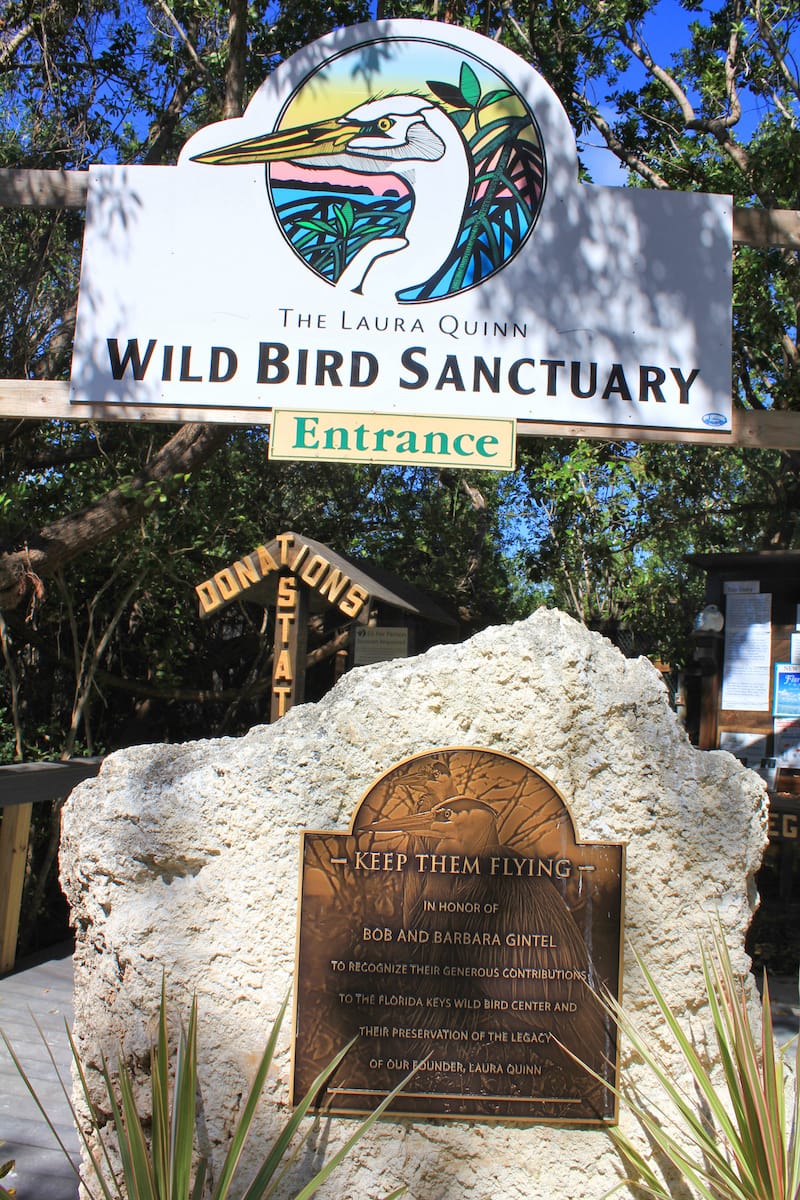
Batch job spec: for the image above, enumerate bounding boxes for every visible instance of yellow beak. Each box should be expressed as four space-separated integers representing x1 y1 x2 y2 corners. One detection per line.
191 116 364 165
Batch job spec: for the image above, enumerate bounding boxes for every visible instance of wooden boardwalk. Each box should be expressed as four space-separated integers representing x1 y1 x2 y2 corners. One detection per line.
0 945 79 1200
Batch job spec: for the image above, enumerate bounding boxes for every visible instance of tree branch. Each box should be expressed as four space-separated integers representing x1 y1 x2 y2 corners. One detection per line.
755 0 800 105
582 101 670 188
618 25 697 125
0 423 230 610
143 69 204 164
224 0 248 119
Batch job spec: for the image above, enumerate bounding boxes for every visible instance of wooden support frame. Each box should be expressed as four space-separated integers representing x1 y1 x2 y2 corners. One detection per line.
0 803 33 974
0 168 798 249
2 379 800 449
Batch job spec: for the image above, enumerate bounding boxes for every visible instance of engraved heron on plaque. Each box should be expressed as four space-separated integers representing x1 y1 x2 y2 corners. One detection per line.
292 747 625 1123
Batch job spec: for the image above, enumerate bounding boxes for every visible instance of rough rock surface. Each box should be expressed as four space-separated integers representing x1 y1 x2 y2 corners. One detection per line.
60 609 768 1199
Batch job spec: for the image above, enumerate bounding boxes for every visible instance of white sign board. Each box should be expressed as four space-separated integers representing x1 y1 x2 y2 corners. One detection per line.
69 20 732 435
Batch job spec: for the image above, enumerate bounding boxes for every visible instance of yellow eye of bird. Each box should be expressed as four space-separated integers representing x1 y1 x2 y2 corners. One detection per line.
377 117 392 131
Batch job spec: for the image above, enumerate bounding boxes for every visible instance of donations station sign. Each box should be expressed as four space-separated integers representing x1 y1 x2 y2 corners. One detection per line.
68 20 732 440
292 747 624 1123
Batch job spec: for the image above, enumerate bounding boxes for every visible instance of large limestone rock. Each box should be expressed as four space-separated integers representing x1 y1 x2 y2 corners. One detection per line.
60 609 767 1199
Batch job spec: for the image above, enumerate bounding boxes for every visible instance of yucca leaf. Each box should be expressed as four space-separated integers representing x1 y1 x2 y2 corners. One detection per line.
151 980 171 1198
67 1026 124 1198
242 1034 359 1200
629 948 746 1153
170 1000 200 1200
0 1026 109 1198
211 993 290 1200
191 1159 207 1200
596 923 800 1200
100 1054 147 1200
113 1056 157 1200
291 1062 421 1200
787 1031 800 1193
4 988 409 1200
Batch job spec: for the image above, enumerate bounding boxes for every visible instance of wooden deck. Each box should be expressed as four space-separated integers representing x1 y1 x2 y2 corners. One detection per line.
0 945 79 1200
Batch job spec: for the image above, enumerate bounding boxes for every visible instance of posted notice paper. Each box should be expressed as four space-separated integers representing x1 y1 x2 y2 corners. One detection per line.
721 592 772 711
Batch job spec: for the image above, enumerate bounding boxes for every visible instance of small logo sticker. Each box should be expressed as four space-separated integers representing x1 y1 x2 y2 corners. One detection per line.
702 412 728 427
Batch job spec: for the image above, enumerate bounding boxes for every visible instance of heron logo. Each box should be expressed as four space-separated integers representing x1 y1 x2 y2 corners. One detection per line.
191 37 546 303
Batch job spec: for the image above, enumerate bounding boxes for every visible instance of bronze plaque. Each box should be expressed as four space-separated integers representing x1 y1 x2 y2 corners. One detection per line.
292 748 624 1123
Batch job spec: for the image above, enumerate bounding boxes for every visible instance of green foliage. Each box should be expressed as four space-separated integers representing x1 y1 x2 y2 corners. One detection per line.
593 924 800 1199
0 984 410 1200
0 435 519 765
508 435 800 665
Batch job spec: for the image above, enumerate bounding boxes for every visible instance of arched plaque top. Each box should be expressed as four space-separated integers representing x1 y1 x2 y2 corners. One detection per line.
350 747 580 858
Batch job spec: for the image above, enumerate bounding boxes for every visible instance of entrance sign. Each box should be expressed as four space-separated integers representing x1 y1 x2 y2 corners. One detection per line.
269 409 516 469
69 20 732 437
292 747 624 1123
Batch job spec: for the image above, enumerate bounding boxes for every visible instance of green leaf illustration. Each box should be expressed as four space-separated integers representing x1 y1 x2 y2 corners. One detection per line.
296 218 337 236
459 62 481 107
426 79 469 108
480 88 512 107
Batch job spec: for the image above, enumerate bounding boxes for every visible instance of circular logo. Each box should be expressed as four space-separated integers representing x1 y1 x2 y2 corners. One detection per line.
701 412 728 427
195 35 546 303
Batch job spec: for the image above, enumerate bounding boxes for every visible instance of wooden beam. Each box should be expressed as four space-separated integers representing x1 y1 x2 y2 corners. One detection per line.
733 206 800 250
0 167 88 209
0 760 101 808
3 380 800 448
517 408 800 450
0 803 32 973
0 169 798 248
0 380 281 425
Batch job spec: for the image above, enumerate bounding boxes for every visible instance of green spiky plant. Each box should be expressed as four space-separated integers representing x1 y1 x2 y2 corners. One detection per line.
591 923 800 1200
0 1148 14 1198
0 984 408 1200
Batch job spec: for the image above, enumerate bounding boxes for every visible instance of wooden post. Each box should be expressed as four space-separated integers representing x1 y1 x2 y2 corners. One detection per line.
270 575 309 721
694 632 724 752
0 803 32 973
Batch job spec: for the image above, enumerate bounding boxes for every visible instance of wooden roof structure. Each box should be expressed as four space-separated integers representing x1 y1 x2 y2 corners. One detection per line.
200 530 458 626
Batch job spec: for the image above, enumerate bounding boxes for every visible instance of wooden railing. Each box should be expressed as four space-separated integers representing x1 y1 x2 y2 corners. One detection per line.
0 760 101 973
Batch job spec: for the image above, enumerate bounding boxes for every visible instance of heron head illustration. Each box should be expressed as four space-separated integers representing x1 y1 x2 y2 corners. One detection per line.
192 93 472 298
369 795 500 856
